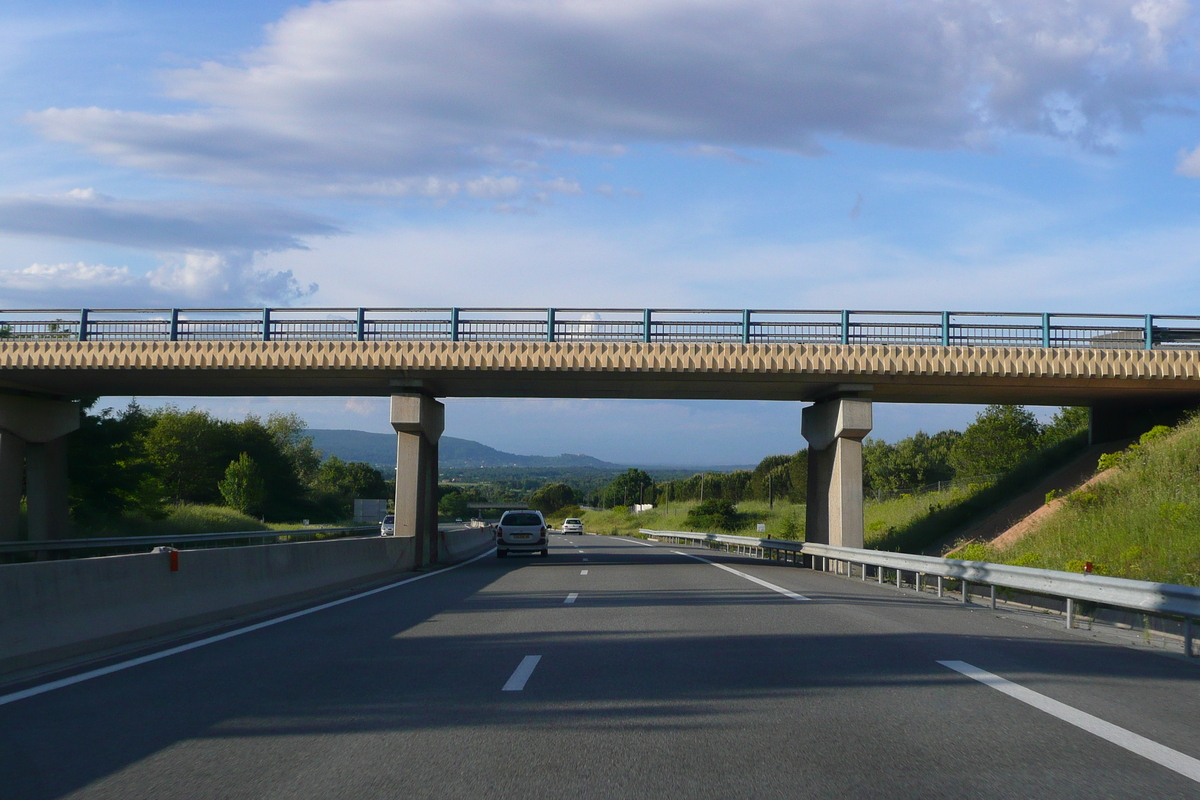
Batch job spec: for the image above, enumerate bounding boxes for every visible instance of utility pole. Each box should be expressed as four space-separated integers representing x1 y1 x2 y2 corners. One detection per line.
769 473 773 510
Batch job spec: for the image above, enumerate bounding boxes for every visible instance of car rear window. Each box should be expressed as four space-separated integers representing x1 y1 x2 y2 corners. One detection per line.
565 519 582 525
383 515 394 523
501 512 542 526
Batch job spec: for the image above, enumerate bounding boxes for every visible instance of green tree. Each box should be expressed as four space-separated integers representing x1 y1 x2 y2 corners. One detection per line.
604 468 655 507
529 482 578 514
438 489 470 519
1041 406 1089 447
267 412 322 486
949 405 1043 478
67 399 166 522
142 406 228 503
218 452 266 515
864 429 960 496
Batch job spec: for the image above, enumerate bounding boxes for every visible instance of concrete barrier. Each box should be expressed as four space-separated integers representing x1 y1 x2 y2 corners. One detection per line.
0 529 493 676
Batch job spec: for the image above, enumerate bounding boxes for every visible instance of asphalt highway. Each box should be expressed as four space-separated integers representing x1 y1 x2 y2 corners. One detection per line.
3 535 1200 799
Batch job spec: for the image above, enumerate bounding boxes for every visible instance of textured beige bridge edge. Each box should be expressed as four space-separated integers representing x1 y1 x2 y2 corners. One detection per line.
1 339 1198 549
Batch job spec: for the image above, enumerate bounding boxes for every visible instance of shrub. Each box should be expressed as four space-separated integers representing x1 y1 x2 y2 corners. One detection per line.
1045 489 1062 505
685 498 739 532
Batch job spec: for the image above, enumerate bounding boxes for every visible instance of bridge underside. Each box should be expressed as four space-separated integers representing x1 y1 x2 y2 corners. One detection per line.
0 341 1199 406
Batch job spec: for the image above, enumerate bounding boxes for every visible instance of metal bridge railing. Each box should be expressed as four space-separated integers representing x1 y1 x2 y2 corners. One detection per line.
642 529 1200 657
1 308 1198 350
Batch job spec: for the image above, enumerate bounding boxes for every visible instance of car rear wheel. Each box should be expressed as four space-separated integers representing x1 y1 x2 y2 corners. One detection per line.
541 548 549 557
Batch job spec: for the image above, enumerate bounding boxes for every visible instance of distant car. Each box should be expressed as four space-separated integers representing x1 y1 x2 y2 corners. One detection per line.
561 518 584 535
380 514 395 536
496 510 549 557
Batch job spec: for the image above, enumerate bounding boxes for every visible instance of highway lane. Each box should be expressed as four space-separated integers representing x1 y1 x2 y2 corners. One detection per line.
2 535 1200 799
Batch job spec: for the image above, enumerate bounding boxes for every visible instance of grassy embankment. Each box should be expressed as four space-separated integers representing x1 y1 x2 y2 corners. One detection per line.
957 417 1200 587
74 504 344 537
548 489 978 550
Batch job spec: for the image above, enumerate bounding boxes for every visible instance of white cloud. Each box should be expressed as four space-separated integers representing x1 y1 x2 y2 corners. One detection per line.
1177 142 1200 175
26 0 1198 194
0 253 315 307
0 189 339 251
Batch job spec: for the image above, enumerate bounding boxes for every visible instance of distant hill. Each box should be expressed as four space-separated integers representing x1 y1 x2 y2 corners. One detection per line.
306 429 621 471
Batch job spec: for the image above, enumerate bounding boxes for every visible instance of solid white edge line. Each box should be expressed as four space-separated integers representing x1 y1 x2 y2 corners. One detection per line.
565 592 579 604
938 660 1200 784
502 655 542 691
0 547 499 708
671 550 808 601
621 537 656 547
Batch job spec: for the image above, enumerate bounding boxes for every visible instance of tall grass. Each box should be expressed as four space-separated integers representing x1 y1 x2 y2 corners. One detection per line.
73 504 308 537
959 419 1200 586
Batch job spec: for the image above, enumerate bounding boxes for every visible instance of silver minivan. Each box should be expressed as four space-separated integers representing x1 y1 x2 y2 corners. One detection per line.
496 510 548 557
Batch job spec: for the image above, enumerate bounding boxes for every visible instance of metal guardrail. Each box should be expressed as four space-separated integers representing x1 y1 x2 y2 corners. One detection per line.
642 529 1200 656
0 525 378 557
1 308 1198 350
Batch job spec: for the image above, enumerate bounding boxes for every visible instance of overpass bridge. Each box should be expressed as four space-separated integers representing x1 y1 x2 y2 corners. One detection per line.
2 307 1198 550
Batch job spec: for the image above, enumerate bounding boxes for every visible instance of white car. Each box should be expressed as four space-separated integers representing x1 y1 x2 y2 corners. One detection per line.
380 514 395 536
561 518 584 535
496 510 548 557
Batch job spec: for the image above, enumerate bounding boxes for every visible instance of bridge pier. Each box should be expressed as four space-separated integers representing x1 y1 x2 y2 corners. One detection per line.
0 396 80 541
391 393 444 567
802 397 872 551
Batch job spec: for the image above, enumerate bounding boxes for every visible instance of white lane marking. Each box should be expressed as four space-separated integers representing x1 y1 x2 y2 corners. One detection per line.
502 655 542 691
622 537 656 547
580 570 588 575
671 550 808 601
938 660 1200 784
0 548 499 708
565 593 579 604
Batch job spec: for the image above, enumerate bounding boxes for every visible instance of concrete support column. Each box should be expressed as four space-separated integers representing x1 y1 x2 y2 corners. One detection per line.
0 430 26 542
802 397 872 550
0 396 79 541
391 394 444 568
27 437 69 541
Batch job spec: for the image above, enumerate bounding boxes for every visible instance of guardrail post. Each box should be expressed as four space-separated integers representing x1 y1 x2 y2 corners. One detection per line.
77 309 89 342
169 309 179 342
262 308 272 342
643 308 652 343
1042 312 1050 348
741 309 751 344
356 307 366 342
450 307 460 342
840 310 850 345
547 308 556 343
1066 597 1074 629
941 311 950 347
1145 314 1154 351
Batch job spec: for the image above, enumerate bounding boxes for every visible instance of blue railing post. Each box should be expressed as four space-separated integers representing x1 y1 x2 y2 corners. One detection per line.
643 309 652 343
77 308 89 342
168 309 179 342
450 307 460 342
356 307 366 342
840 310 850 345
547 308 556 343
262 308 272 342
1042 313 1050 348
1145 314 1154 351
941 311 950 347
742 309 751 344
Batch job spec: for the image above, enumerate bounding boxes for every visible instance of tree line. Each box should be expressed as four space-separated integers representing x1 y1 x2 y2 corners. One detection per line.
554 405 1090 514
69 401 390 525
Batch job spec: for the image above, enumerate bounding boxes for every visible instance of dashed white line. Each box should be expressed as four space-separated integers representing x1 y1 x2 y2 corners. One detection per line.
938 660 1200 784
671 550 808 601
0 547 498 708
564 593 579 604
502 655 542 691
580 570 589 575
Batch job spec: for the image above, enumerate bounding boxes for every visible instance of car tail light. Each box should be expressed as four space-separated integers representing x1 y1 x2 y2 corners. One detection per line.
496 527 503 536
540 526 547 535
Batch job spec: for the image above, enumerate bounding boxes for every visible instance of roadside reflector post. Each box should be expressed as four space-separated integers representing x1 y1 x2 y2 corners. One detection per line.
170 550 179 572
990 584 997 609
896 569 902 589
1066 597 1075 629
916 573 923 593
962 580 970 604
1186 619 1194 658
937 576 944 597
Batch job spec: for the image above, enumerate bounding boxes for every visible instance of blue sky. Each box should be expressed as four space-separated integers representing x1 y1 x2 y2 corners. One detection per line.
3 1 1200 464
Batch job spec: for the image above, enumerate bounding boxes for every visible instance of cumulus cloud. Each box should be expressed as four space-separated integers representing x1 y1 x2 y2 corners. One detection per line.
0 253 315 308
0 189 339 251
26 0 1198 193
1177 143 1200 175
